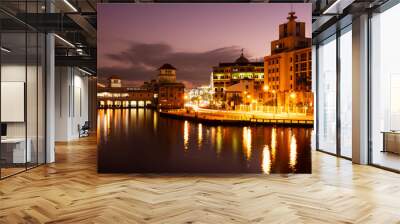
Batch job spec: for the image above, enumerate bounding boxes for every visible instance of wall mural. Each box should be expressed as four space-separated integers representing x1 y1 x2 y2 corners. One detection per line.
97 3 313 173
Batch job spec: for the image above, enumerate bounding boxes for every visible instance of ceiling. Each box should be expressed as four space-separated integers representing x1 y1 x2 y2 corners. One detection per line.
2 0 390 75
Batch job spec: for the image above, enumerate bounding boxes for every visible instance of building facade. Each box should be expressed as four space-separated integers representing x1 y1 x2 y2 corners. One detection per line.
97 64 185 109
225 79 263 110
187 85 213 108
97 77 155 108
264 12 313 111
156 64 185 109
212 52 264 108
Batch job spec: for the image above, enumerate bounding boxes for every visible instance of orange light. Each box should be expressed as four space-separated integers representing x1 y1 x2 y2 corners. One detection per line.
263 85 269 92
290 92 296 99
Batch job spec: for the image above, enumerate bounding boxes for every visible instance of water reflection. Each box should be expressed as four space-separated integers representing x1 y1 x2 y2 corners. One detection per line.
289 132 297 171
198 123 202 148
262 145 271 174
153 111 158 132
184 120 189 151
243 127 252 160
98 109 312 173
271 128 277 161
216 127 222 155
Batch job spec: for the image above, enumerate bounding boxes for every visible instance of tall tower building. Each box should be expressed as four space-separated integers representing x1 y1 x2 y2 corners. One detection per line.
158 63 177 83
264 11 312 109
108 76 122 88
156 63 185 109
271 12 310 55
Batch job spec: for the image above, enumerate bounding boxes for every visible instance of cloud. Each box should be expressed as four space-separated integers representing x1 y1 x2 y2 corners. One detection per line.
98 42 247 87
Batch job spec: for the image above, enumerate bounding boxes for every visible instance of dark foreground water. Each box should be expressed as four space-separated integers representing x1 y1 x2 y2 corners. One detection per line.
97 109 312 173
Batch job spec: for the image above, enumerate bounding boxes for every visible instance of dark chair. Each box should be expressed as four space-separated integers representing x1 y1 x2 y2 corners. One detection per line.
78 121 90 138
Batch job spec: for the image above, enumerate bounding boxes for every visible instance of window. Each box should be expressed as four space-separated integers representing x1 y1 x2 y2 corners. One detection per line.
340 27 352 158
370 4 400 171
317 35 337 154
284 24 288 37
0 5 46 179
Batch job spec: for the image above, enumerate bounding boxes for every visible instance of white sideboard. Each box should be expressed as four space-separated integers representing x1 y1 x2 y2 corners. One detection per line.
1 138 32 163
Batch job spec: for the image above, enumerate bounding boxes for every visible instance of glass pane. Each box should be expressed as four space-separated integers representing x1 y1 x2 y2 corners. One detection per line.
317 36 337 154
1 31 27 177
27 31 38 169
311 45 317 150
38 33 46 165
339 28 352 158
371 4 400 171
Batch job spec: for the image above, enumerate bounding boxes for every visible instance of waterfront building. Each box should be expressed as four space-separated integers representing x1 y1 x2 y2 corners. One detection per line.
212 51 264 108
187 85 213 108
264 11 313 111
158 63 177 83
156 64 185 109
108 76 122 88
97 64 185 109
225 79 264 110
97 76 155 108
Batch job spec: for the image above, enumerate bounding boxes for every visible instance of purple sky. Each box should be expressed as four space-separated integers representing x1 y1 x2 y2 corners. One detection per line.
98 3 311 87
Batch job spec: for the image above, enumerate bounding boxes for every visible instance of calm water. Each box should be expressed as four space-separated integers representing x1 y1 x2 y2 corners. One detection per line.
97 109 312 173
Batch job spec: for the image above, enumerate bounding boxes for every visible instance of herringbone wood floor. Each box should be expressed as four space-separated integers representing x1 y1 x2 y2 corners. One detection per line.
1 135 400 224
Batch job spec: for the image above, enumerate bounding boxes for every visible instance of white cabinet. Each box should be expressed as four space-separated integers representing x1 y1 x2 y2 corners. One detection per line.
1 138 32 163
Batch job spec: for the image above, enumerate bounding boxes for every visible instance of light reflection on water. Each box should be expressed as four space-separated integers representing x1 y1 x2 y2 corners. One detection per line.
198 123 202 148
97 109 311 173
184 120 189 151
289 131 297 171
243 127 252 161
262 145 271 174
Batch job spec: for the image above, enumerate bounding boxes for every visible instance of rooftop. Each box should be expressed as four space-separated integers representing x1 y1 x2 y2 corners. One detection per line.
158 63 177 70
108 75 121 80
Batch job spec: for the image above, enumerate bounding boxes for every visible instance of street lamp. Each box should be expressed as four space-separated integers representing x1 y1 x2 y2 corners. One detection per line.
263 85 269 92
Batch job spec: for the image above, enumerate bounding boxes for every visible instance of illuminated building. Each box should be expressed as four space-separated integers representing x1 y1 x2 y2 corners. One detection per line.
158 63 177 83
97 64 185 109
264 11 313 110
156 64 185 109
212 51 264 108
97 76 155 108
108 76 122 88
187 85 213 107
225 79 264 110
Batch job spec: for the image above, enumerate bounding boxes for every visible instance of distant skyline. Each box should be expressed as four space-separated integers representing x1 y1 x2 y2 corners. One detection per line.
98 3 311 88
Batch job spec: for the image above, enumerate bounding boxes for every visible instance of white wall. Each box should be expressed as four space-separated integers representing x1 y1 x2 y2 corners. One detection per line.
55 67 89 141
1 63 46 164
1 65 26 138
